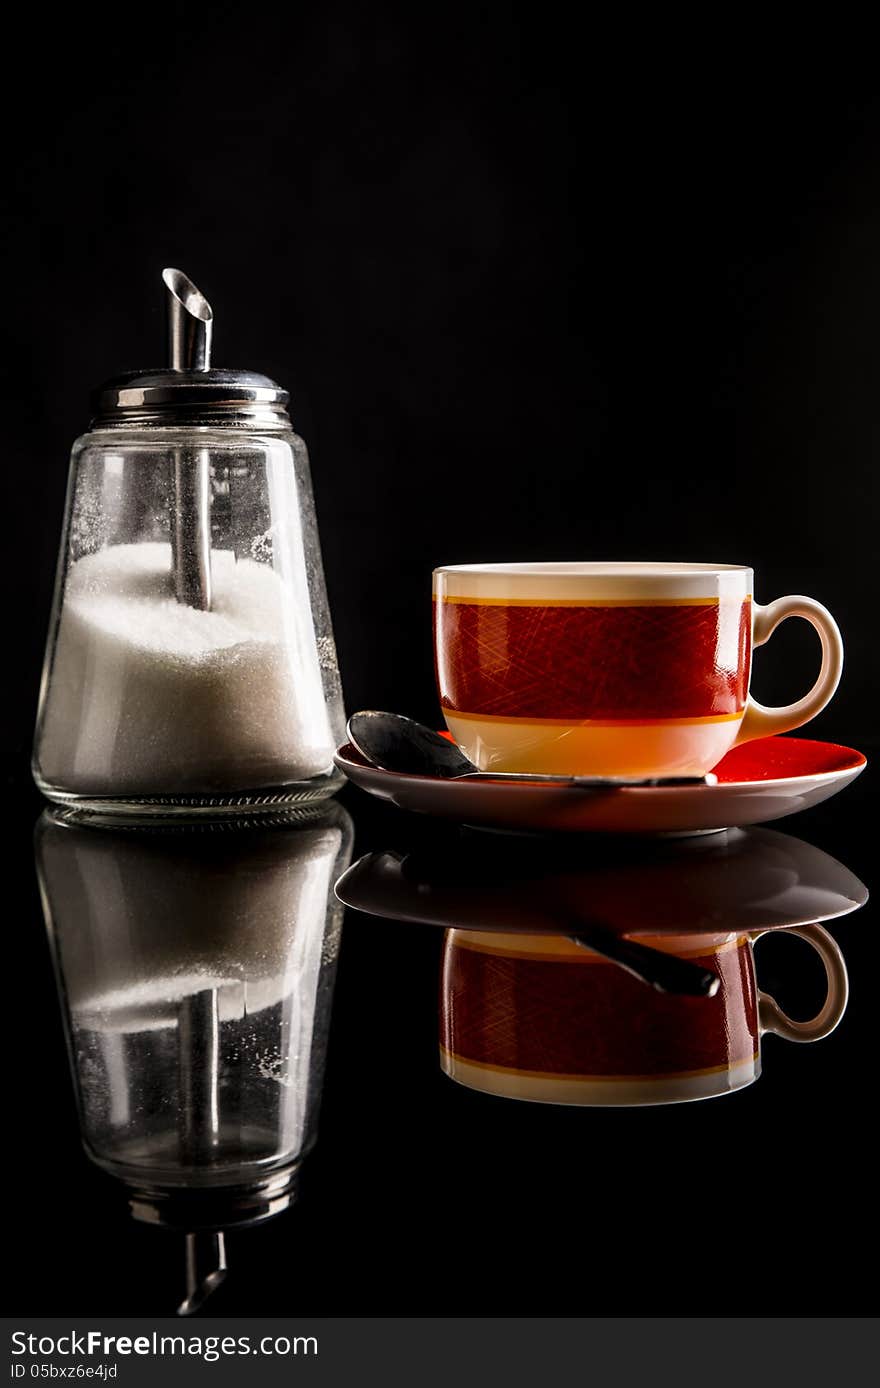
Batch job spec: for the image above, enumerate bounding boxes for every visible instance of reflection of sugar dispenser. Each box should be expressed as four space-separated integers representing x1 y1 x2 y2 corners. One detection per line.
36 803 353 1313
34 269 345 813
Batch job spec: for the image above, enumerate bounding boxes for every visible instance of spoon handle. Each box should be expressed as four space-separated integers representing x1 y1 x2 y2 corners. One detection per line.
458 771 711 787
566 922 720 997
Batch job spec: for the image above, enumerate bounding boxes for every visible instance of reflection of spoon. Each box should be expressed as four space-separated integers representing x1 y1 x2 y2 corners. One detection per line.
565 923 719 997
347 712 712 786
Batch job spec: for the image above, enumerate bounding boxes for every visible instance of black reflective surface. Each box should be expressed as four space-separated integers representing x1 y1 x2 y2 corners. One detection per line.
7 763 877 1316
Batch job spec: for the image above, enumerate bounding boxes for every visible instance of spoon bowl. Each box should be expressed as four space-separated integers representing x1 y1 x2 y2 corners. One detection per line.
348 711 474 778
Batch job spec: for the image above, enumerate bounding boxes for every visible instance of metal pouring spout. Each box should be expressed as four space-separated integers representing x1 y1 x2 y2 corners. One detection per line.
164 268 213 370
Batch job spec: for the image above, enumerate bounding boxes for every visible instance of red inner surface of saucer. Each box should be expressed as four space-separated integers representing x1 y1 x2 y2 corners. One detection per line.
434 731 864 783
711 736 864 782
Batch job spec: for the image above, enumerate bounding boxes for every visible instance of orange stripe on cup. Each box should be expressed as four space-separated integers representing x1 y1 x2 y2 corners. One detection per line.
444 708 743 727
439 1045 760 1084
437 594 736 607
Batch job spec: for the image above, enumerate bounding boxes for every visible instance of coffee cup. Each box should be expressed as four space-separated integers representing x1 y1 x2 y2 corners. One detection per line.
439 924 848 1106
433 562 843 776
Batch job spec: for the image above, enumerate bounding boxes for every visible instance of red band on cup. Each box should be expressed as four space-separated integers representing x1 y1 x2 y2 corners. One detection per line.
439 940 758 1078
434 598 751 721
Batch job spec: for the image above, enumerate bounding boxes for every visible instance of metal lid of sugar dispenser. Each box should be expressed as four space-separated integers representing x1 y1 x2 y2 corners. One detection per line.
91 269 291 429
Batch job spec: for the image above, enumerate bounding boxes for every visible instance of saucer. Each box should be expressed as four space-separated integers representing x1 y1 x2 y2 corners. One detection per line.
333 734 867 835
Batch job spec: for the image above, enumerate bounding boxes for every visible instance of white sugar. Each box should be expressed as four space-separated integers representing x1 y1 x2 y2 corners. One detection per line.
38 542 335 793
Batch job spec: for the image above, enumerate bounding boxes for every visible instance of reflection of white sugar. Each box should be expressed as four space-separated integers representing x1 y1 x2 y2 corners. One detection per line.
39 542 334 792
249 527 275 563
74 973 246 1033
255 1048 292 1088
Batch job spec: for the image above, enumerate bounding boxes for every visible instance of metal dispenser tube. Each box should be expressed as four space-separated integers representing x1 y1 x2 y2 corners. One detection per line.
163 268 213 610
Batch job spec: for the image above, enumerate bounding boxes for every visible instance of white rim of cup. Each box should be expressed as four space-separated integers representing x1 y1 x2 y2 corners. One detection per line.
433 561 752 574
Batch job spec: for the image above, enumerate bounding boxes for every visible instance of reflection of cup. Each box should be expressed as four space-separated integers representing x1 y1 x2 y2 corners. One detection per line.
433 562 843 775
439 926 848 1105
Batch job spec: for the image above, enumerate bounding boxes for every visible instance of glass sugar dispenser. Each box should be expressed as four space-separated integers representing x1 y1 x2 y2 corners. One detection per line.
33 269 346 813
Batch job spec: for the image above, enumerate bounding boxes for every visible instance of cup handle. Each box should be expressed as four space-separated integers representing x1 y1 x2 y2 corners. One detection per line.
757 924 849 1042
735 595 843 744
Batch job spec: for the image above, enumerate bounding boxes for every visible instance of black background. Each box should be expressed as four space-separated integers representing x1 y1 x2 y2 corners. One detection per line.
3 10 879 757
2 8 878 1319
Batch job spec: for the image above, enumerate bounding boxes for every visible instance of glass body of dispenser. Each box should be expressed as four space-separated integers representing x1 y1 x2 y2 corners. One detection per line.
33 428 346 813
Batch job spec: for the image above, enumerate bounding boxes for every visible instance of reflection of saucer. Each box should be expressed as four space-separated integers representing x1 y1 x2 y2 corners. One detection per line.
335 825 868 941
334 735 866 835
